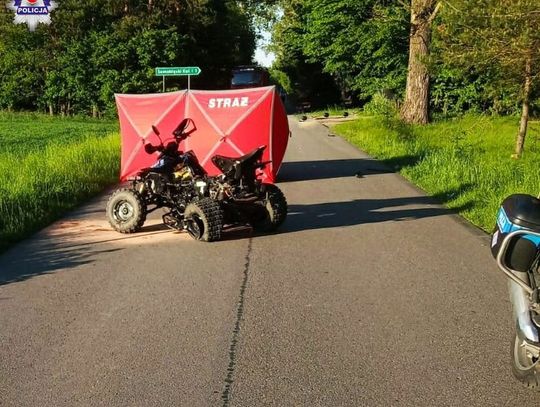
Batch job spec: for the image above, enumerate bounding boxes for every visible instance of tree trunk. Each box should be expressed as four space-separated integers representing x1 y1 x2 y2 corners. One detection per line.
48 103 53 116
401 1 439 125
513 54 532 158
92 104 98 118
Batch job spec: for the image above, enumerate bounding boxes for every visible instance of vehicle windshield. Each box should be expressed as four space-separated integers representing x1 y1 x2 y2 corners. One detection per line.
232 71 262 86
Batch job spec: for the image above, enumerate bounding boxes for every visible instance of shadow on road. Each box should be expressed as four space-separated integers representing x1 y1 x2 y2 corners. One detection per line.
283 194 472 233
0 241 123 286
0 223 175 286
278 155 422 183
278 156 473 233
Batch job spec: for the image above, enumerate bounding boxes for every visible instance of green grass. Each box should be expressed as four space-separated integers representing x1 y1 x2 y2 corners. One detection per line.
0 112 120 251
0 111 117 155
334 114 540 231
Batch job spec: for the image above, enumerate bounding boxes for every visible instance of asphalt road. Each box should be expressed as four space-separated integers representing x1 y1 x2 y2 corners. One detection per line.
1 118 539 406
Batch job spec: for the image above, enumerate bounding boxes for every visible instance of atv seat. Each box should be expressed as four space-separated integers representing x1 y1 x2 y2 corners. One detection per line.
212 146 266 179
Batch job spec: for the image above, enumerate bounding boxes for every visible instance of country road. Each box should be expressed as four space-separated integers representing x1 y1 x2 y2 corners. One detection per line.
1 118 539 406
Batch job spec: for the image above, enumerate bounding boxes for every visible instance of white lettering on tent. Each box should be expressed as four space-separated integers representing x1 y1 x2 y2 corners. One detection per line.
208 97 250 109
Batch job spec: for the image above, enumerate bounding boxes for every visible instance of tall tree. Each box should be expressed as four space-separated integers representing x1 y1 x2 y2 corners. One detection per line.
440 0 540 157
400 0 440 124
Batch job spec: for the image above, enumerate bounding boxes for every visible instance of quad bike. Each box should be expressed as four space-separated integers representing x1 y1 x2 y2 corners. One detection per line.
491 194 540 388
106 117 287 242
106 118 223 242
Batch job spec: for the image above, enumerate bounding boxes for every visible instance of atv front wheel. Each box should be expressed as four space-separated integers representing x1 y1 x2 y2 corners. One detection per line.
252 184 288 232
184 198 223 242
106 188 146 233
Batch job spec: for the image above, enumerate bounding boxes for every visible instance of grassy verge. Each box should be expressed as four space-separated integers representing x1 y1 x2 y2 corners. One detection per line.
334 114 540 231
0 112 119 251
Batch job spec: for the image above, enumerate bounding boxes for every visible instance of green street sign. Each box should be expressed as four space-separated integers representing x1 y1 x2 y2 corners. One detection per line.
155 67 201 76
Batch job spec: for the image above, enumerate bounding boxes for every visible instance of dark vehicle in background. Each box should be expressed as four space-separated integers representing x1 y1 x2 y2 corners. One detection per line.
231 65 270 89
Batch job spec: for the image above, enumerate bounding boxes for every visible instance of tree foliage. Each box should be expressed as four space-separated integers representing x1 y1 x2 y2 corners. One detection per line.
438 0 540 156
269 0 341 108
303 0 409 100
269 0 409 106
0 0 256 116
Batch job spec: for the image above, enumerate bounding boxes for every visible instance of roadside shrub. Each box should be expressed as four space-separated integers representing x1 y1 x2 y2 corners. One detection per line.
364 92 398 117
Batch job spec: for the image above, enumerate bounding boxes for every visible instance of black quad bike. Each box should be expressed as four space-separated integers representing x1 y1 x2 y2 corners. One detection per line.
106 118 287 242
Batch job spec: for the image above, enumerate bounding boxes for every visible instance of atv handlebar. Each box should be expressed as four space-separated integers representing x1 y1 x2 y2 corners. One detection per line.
173 118 197 141
147 118 197 152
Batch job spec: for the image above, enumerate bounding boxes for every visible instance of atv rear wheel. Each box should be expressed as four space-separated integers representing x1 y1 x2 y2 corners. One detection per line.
184 198 223 242
252 184 287 232
106 188 146 233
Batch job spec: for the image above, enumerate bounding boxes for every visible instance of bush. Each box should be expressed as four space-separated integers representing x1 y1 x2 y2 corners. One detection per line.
364 92 398 116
